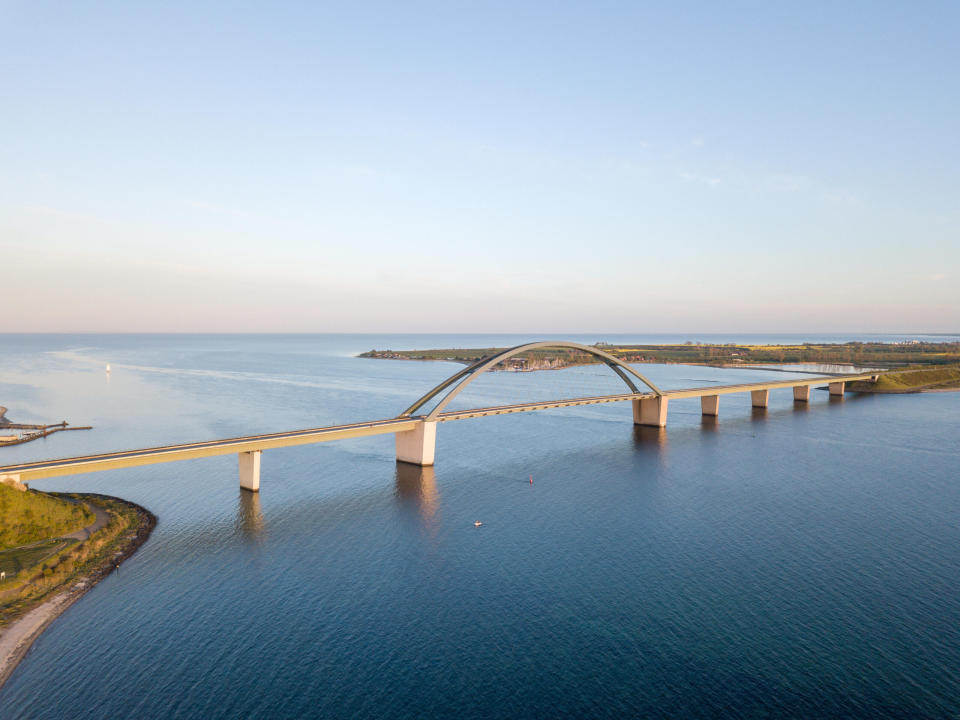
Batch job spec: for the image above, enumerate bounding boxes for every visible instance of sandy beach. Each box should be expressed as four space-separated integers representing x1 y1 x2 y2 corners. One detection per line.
0 585 87 689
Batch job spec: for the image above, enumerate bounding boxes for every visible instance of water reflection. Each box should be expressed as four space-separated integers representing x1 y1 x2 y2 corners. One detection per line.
700 415 719 431
632 425 668 454
750 406 768 421
235 490 265 541
394 463 439 526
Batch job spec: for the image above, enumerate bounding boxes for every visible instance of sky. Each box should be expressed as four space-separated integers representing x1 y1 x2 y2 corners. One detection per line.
1 1 958 333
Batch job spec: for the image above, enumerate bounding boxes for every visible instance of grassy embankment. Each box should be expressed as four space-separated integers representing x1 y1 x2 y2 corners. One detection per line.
0 484 155 627
0 485 93 549
847 364 960 393
360 342 960 369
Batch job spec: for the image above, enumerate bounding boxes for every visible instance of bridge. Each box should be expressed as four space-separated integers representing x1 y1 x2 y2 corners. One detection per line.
0 342 881 492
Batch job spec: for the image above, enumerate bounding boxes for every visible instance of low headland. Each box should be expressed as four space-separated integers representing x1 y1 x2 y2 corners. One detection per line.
845 364 960 393
359 342 960 391
0 406 92 447
0 480 155 689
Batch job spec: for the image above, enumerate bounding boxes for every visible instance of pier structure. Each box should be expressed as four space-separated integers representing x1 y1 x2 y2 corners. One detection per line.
0 342 882 492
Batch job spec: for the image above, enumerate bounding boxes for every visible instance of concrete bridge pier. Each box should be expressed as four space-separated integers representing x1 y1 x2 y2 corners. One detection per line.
751 390 770 408
396 421 437 466
829 381 846 396
701 395 720 417
239 450 262 492
793 385 810 402
633 397 668 427
1 474 25 491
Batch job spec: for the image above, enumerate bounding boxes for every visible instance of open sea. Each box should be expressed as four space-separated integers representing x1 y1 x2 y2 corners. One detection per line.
1 333 958 719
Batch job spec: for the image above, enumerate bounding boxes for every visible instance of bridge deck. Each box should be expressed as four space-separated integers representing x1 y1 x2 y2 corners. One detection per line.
661 372 877 399
0 419 418 481
0 373 876 482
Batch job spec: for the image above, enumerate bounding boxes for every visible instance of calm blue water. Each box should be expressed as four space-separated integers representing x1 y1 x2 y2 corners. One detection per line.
1 334 958 718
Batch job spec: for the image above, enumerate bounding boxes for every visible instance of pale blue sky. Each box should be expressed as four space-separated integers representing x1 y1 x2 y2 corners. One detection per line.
2 1 957 332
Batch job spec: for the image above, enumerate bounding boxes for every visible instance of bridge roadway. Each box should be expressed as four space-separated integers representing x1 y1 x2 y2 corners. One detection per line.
0 372 878 485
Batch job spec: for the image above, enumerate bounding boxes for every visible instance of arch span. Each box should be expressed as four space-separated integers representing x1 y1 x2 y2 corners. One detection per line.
399 341 663 421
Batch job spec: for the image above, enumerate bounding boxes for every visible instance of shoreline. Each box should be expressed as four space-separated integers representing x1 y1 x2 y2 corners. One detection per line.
846 385 960 394
0 406 92 447
360 355 880 373
360 354 959 392
358 341 959 370
0 495 156 691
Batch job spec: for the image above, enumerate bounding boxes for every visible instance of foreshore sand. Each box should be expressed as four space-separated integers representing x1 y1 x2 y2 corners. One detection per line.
0 496 156 691
0 588 82 689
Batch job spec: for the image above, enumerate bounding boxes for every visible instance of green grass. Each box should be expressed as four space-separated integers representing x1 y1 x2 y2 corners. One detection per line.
1 494 154 625
0 484 93 551
0 539 72 578
849 364 960 392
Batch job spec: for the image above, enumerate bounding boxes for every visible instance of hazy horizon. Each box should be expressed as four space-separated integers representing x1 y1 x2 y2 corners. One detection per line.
1 330 957 340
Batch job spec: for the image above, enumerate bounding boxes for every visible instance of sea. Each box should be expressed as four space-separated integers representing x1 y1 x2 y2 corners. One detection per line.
0 333 958 719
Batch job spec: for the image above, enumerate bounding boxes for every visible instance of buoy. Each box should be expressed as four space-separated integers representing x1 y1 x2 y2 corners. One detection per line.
529 474 533 485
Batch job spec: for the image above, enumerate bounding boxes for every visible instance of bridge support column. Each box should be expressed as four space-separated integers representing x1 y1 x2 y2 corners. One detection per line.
829 381 846 396
396 421 437 466
751 389 769 408
633 397 668 427
239 450 262 492
701 395 719 417
1 474 26 491
793 385 810 402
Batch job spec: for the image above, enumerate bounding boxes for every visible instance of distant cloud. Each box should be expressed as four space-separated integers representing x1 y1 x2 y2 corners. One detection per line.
21 204 137 234
184 199 305 231
762 173 810 193
931 273 947 281
186 199 264 222
23 204 107 224
822 190 860 205
678 171 721 186
333 163 381 179
691 136 705 148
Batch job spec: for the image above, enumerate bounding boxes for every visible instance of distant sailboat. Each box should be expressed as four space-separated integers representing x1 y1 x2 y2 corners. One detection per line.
106 364 111 374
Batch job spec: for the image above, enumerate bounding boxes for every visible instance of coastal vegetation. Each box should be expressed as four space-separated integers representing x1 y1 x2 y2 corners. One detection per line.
0 490 155 629
847 364 960 393
360 341 960 371
0 484 93 550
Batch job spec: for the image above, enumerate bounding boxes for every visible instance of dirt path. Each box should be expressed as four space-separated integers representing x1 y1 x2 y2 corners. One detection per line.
64 503 109 541
0 500 105 589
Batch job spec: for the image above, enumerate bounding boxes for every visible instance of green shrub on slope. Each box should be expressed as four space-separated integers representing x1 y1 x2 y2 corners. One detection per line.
872 365 960 391
0 485 93 550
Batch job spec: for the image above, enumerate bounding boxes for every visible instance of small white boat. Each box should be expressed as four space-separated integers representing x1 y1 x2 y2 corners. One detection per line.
474 521 483 527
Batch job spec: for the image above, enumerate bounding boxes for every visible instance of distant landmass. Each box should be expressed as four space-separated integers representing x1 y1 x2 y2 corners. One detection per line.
359 341 960 372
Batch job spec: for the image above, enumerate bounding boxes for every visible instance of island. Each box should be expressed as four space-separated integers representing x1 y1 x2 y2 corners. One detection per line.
0 478 155 689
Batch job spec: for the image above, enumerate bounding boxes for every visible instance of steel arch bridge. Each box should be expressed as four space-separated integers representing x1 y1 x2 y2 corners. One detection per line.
0 341 881 487
399 341 664 421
